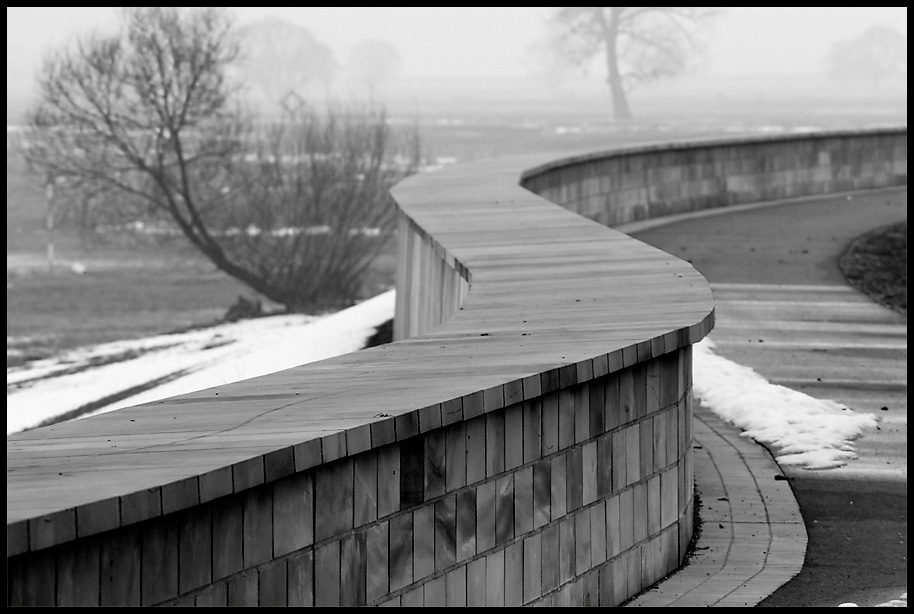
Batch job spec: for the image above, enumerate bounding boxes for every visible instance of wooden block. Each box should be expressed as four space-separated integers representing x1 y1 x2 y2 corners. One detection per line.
605 374 620 432
273 471 314 556
371 416 397 448
550 454 567 520
195 584 228 607
618 369 634 426
424 429 447 499
401 586 424 607
315 458 353 542
259 559 288 607
264 446 295 483
559 364 577 389
646 359 661 415
559 517 575 584
648 475 661 536
233 456 265 493
340 532 367 606
612 555 628 605
666 406 679 465
625 426 640 487
212 496 243 580
413 505 435 582
522 374 542 400
424 575 447 606
514 465 533 536
653 413 668 471
576 358 594 384
618 488 634 552
178 505 212 594
597 434 612 498
442 397 463 426
465 415 486 485
574 510 592 575
598 563 613 606
347 424 372 457
484 384 505 413
566 445 583 513
659 350 680 408
574 384 590 444
199 467 233 504
486 549 506 607
612 430 626 492
591 501 607 566
467 557 487 607
7 520 28 557
377 444 400 518
419 403 442 433
541 523 560 593
456 488 477 561
632 482 648 544
434 495 457 572
76 497 120 539
389 512 413 591
495 474 515 545
293 439 322 473
445 422 467 491
353 452 379 528
30 508 76 552
395 410 419 440
505 540 524 606
540 369 560 394
243 487 273 568
582 569 599 606
632 364 647 420
322 431 347 463
522 398 542 464
558 389 575 449
141 517 178 605
446 566 468 607
99 526 142 606
582 441 597 506
627 546 642 596
58 538 100 606
505 378 524 406
541 392 559 456
314 540 341 607
661 467 679 529
366 522 389 602
464 390 485 419
476 480 496 553
288 550 314 607
522 532 543 604
7 549 51 605
485 411 505 478
505 402 524 470
533 459 551 529
639 420 654 478
227 572 258 607
589 379 606 437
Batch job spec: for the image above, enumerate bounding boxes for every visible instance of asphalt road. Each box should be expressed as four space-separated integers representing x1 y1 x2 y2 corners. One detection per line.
629 188 907 608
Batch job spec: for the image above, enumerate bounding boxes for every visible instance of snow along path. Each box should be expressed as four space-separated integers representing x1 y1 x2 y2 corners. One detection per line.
6 290 395 434
8 290 877 472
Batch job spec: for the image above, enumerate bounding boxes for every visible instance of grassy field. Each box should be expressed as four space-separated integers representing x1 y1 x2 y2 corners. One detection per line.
839 221 907 315
7 92 907 367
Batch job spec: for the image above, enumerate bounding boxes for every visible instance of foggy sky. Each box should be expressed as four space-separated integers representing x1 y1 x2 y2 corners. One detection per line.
7 6 908 81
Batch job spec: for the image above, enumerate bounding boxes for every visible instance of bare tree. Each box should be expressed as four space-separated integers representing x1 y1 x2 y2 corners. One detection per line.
547 7 721 120
235 17 339 112
823 25 907 91
24 6 419 312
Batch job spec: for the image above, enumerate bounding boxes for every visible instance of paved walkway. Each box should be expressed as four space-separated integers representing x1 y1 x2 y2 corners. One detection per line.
627 405 806 607
621 188 907 607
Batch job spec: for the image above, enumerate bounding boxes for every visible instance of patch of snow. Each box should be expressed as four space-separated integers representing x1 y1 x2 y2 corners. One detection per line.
692 337 878 470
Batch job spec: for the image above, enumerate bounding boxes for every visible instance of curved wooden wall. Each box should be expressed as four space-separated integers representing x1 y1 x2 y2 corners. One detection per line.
7 129 905 607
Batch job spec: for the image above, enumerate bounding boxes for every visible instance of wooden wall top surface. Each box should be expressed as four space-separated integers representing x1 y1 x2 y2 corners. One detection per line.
6 143 722 552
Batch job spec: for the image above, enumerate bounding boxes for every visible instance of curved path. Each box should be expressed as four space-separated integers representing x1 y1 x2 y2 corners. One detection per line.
625 187 907 607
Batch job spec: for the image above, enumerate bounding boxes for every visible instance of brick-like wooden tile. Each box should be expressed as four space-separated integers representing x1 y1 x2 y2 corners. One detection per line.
178 505 212 594
314 540 341 607
476 480 496 553
141 517 178 605
435 495 457 571
446 565 468 607
58 538 100 606
287 549 314 607
212 496 243 580
486 549 506 606
243 487 273 569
